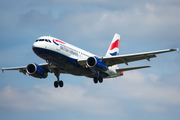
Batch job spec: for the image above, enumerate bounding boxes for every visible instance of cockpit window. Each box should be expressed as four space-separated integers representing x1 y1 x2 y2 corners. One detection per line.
39 39 44 41
35 39 51 43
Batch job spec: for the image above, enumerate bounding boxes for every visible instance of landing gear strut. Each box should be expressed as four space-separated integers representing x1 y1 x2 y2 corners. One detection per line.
53 68 64 88
46 60 52 73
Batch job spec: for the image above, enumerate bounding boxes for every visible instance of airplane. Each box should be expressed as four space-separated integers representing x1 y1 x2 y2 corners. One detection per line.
2 33 179 88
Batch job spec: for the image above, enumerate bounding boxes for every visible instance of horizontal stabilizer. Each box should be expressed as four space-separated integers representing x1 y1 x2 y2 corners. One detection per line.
116 66 150 72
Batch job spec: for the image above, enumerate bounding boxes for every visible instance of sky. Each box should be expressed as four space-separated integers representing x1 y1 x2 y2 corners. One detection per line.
0 0 180 120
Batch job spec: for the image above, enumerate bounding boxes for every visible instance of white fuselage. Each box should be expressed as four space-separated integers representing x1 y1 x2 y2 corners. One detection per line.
33 36 123 78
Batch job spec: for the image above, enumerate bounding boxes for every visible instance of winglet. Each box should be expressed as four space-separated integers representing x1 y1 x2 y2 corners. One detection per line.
2 69 4 73
170 48 179 53
177 48 179 53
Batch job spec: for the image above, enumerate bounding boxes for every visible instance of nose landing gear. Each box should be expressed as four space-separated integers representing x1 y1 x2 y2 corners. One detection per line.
53 68 64 88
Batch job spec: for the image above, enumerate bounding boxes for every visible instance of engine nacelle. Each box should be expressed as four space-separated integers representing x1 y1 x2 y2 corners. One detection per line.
86 56 108 71
26 63 48 78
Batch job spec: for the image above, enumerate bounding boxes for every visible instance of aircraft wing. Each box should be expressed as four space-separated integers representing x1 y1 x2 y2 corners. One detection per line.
2 63 68 74
102 48 178 66
2 65 27 75
2 63 49 71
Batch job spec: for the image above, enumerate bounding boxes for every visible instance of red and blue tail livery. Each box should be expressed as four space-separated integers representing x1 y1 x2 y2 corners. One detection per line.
110 39 120 50
106 34 120 56
2 33 178 88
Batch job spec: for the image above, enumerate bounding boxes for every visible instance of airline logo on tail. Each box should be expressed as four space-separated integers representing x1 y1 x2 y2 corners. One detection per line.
109 39 120 56
106 33 120 57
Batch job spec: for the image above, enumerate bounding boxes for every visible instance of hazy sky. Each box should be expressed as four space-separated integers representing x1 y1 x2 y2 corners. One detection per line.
0 0 180 120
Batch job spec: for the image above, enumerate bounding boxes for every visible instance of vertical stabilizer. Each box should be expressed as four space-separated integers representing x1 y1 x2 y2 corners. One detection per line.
105 33 120 57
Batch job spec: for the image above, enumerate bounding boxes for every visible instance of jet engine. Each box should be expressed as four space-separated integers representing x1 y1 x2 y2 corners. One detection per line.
26 63 48 78
86 56 108 71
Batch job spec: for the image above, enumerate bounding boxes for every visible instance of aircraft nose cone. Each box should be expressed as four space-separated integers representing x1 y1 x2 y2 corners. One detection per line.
32 42 41 55
32 41 38 48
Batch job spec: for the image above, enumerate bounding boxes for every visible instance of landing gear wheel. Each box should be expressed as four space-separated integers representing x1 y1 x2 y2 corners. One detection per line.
53 68 64 88
93 77 98 84
54 81 58 88
59 81 64 87
99 76 103 83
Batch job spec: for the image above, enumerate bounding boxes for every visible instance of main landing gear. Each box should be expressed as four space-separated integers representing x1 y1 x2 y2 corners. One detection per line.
53 69 64 88
54 80 63 88
46 60 64 88
93 76 103 84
